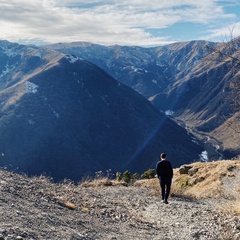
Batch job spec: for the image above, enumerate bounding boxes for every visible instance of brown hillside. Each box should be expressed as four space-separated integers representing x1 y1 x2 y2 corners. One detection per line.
138 159 240 214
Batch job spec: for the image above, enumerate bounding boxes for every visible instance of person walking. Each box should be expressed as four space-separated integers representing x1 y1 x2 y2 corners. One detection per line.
156 153 173 204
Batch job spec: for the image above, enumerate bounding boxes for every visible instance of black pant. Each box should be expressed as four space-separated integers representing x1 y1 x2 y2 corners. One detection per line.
159 177 172 201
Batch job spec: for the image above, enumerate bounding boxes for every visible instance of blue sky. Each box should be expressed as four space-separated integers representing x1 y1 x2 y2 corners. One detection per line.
0 0 239 46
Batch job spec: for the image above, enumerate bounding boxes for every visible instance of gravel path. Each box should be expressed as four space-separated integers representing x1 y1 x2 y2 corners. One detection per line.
141 198 228 240
0 170 239 240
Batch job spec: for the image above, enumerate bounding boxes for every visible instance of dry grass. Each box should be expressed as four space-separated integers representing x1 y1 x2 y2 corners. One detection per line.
135 159 240 215
134 178 160 197
80 178 113 187
80 178 127 188
216 199 240 215
56 199 77 210
172 160 240 199
173 159 240 216
36 159 239 216
42 177 128 212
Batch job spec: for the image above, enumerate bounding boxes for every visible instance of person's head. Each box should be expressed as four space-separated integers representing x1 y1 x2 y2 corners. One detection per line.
160 153 166 160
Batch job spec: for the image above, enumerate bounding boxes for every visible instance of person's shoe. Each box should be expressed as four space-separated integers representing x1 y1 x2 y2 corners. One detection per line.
164 200 169 204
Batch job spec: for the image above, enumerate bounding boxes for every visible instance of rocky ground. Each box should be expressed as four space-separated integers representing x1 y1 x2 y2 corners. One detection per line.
0 169 239 240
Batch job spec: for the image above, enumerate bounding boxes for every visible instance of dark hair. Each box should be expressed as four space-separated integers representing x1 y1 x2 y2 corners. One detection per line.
161 153 166 159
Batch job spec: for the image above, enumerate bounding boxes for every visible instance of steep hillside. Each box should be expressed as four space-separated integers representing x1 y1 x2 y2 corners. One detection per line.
159 41 240 159
45 41 240 159
0 41 203 181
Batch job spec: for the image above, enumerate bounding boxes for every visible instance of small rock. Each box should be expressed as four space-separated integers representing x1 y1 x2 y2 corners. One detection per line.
16 236 24 240
188 167 198 176
179 165 192 174
193 177 205 184
227 165 236 172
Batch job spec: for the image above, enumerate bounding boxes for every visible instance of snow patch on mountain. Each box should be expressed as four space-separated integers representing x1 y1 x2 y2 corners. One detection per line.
152 79 162 88
1 46 16 57
0 64 13 78
28 119 35 125
25 81 38 93
0 41 24 58
200 150 208 162
130 66 146 73
65 55 80 63
165 110 174 116
34 51 42 58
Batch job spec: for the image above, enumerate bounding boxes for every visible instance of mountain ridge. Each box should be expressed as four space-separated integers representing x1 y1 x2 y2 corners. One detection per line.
0 41 203 181
44 40 240 159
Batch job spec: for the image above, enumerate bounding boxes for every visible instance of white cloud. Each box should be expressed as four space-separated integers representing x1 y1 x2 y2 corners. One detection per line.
0 0 239 46
206 22 240 41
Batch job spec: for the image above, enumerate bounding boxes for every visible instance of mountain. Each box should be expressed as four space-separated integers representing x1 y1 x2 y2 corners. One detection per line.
44 40 240 159
0 40 203 181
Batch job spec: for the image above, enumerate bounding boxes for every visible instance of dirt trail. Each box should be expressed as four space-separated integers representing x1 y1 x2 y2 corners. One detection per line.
0 169 239 240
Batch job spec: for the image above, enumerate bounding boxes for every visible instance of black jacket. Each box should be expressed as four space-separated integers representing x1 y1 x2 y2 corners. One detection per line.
156 160 173 179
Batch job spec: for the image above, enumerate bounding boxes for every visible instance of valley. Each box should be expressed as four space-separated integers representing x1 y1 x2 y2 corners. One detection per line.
0 39 239 181
45 39 240 161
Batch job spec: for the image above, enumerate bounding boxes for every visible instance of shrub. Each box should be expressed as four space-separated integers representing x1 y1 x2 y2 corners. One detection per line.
122 170 131 183
131 173 140 182
141 169 155 179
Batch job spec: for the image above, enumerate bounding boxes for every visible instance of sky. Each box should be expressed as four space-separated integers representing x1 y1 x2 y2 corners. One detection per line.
0 0 240 47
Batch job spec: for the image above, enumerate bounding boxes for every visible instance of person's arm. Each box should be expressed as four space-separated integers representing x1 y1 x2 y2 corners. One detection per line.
170 162 173 178
156 162 160 178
